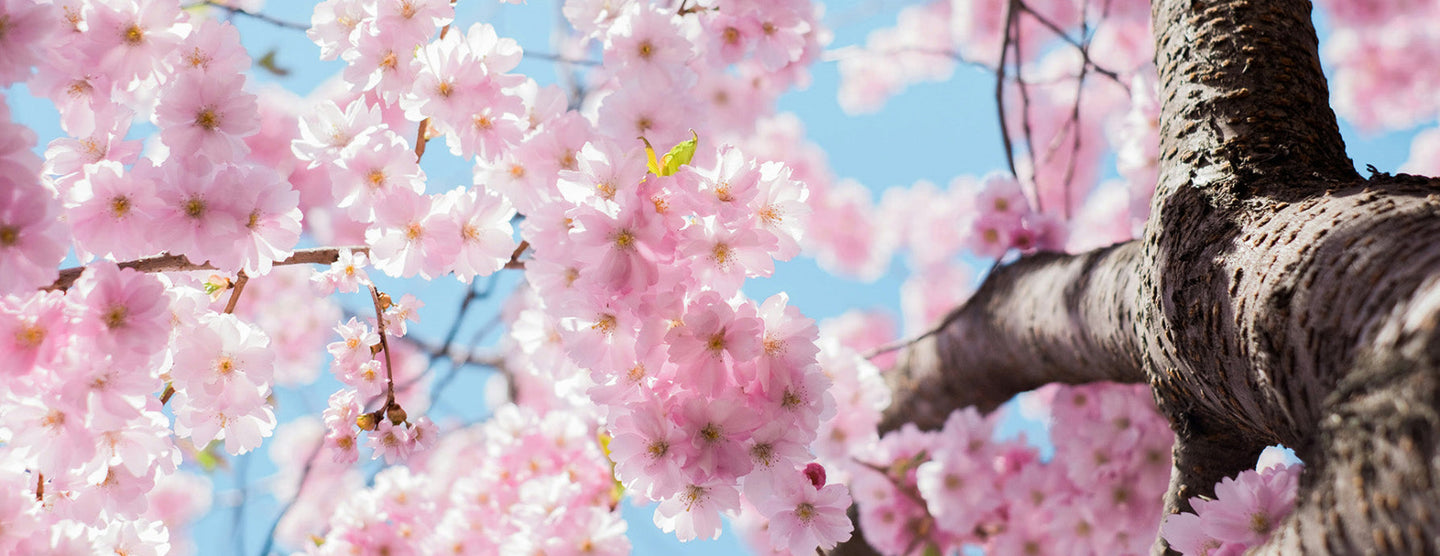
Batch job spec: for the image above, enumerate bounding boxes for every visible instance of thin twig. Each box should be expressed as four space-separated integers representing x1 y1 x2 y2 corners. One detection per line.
821 46 991 73
190 1 308 31
506 240 530 269
414 118 431 161
223 273 249 314
1015 0 1127 89
232 452 251 556
864 328 941 361
256 438 323 556
47 246 369 291
370 286 398 409
1012 3 1040 214
524 52 602 67
433 280 485 363
995 0 1020 180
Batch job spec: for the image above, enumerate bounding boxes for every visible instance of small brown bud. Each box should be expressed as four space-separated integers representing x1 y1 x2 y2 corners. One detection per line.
377 292 393 310
386 405 407 425
356 412 379 431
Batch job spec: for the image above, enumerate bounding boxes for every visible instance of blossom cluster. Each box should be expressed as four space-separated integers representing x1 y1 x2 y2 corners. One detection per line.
0 261 247 553
845 383 1175 555
300 406 630 555
0 0 1358 553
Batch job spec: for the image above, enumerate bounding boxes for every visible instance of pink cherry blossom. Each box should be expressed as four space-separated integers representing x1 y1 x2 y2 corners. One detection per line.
367 419 412 464
653 477 741 542
0 0 58 86
70 261 170 365
170 19 250 75
756 471 853 554
308 0 368 61
155 71 260 163
438 186 518 283
367 189 460 279
333 129 426 219
312 248 372 295
607 400 692 498
0 177 67 294
664 292 763 396
81 0 184 87
0 290 70 379
602 3 696 90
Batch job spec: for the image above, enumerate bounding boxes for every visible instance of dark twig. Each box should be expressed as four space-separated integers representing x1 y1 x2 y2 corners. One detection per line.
995 0 1020 180
524 52 602 67
257 438 323 556
370 286 398 410
1015 1 1127 89
1012 5 1040 214
191 1 308 31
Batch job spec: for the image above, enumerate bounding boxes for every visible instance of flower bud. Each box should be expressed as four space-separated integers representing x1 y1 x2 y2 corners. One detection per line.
356 412 379 431
803 462 827 490
387 404 407 425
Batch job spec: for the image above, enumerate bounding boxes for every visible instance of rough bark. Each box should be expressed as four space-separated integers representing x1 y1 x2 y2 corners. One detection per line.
837 0 1440 554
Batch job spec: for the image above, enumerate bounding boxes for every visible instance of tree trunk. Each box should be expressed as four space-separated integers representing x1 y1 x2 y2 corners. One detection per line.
836 0 1440 554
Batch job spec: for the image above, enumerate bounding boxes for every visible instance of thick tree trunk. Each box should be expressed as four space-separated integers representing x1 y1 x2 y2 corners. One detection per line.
837 0 1440 554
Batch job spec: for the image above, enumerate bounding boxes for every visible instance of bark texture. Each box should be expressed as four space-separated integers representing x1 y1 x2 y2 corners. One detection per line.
880 241 1149 431
836 0 1440 554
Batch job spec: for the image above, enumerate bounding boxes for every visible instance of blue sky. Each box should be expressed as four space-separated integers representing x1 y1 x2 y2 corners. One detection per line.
2 1 1418 554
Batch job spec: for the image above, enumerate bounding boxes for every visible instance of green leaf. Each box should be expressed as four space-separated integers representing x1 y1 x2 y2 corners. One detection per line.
195 441 227 472
659 129 699 176
639 130 699 176
256 49 290 77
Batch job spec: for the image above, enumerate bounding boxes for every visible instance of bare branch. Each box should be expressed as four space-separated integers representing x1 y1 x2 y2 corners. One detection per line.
1016 0 1128 88
47 246 369 291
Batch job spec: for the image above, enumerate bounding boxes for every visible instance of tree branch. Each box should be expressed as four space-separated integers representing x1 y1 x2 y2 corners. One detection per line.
46 246 369 291
880 241 1149 432
1257 272 1440 553
1150 0 1357 206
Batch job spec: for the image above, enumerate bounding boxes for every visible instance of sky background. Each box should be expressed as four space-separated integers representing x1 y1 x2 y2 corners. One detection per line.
1 0 1417 554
